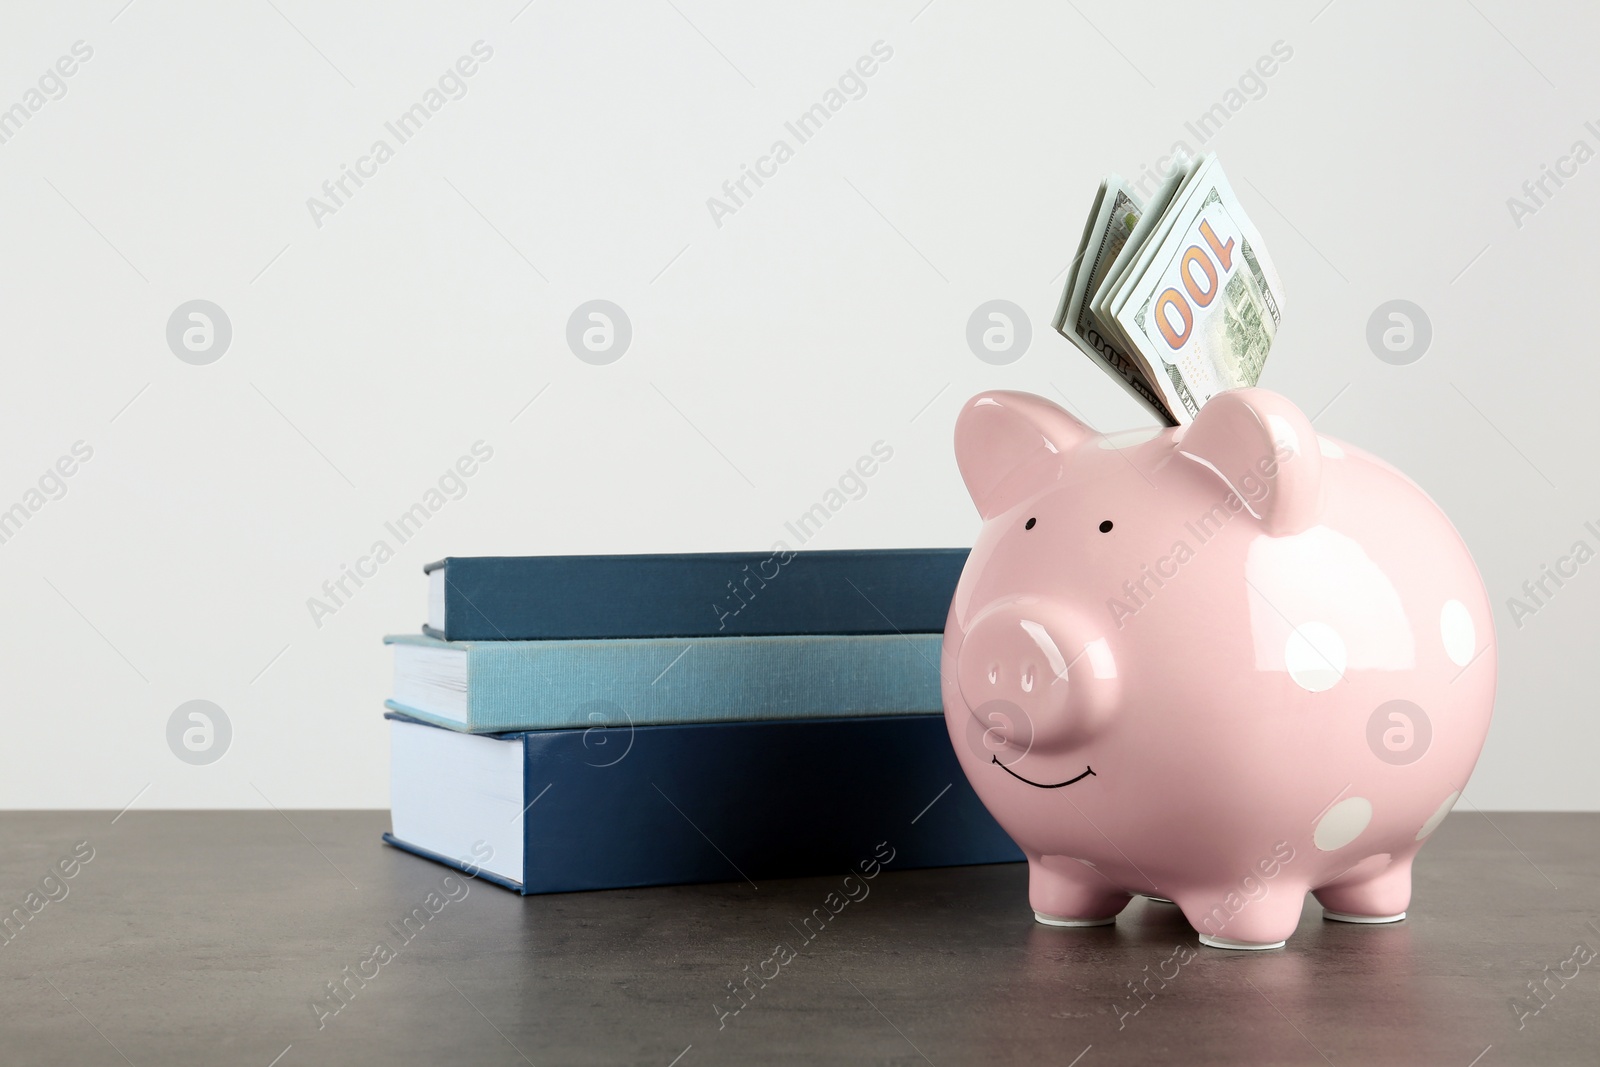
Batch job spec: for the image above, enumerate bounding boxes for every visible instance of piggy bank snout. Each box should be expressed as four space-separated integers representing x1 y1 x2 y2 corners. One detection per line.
956 600 1119 751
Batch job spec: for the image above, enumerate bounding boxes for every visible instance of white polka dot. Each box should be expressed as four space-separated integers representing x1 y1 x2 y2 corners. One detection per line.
1268 414 1301 457
1416 791 1459 841
1315 796 1373 851
1441 600 1475 667
1285 622 1347 692
1098 427 1164 450
1318 436 1345 459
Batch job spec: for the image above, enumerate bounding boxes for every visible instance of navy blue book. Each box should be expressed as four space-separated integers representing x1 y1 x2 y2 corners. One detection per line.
384 712 1020 894
422 549 969 641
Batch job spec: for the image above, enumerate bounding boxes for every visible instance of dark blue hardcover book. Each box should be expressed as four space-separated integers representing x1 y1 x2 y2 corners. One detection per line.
384 712 1021 894
421 549 969 641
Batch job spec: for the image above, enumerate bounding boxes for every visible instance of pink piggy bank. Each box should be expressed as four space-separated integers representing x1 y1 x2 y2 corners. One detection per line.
942 388 1496 949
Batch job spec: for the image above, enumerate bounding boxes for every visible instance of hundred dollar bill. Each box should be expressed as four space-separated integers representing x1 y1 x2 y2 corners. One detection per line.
1055 178 1108 336
1053 177 1171 422
1056 177 1107 334
1091 154 1200 385
1110 160 1285 421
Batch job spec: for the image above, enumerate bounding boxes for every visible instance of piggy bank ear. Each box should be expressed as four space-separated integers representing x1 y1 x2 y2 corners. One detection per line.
954 391 1092 519
1177 388 1322 536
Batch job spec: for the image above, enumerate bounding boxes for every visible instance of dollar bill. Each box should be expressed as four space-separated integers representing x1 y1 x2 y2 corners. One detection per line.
1110 161 1284 420
1053 177 1171 422
1091 155 1200 382
1055 178 1108 335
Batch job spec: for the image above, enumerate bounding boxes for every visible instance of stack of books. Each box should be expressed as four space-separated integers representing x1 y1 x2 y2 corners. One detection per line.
382 549 1023 893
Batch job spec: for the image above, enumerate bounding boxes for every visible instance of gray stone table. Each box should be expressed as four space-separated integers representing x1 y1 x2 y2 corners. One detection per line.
0 811 1595 1065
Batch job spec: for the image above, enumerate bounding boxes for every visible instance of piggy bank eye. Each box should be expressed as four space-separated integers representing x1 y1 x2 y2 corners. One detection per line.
1099 520 1113 533
1024 517 1037 530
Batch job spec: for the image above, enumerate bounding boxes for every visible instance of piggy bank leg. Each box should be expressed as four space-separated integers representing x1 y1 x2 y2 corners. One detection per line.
1180 885 1309 951
1028 854 1130 927
1313 855 1412 924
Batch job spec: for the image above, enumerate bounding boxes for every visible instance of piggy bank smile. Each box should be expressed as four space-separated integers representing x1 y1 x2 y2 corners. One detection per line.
991 757 1096 789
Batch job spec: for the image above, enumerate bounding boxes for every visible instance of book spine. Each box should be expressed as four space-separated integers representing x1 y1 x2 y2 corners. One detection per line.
456 633 944 732
441 551 968 640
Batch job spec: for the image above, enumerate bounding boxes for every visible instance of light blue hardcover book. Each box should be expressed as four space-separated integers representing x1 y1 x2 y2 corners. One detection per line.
383 632 944 733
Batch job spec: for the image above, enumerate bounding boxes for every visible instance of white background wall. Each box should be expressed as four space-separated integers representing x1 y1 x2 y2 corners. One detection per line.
0 0 1592 809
